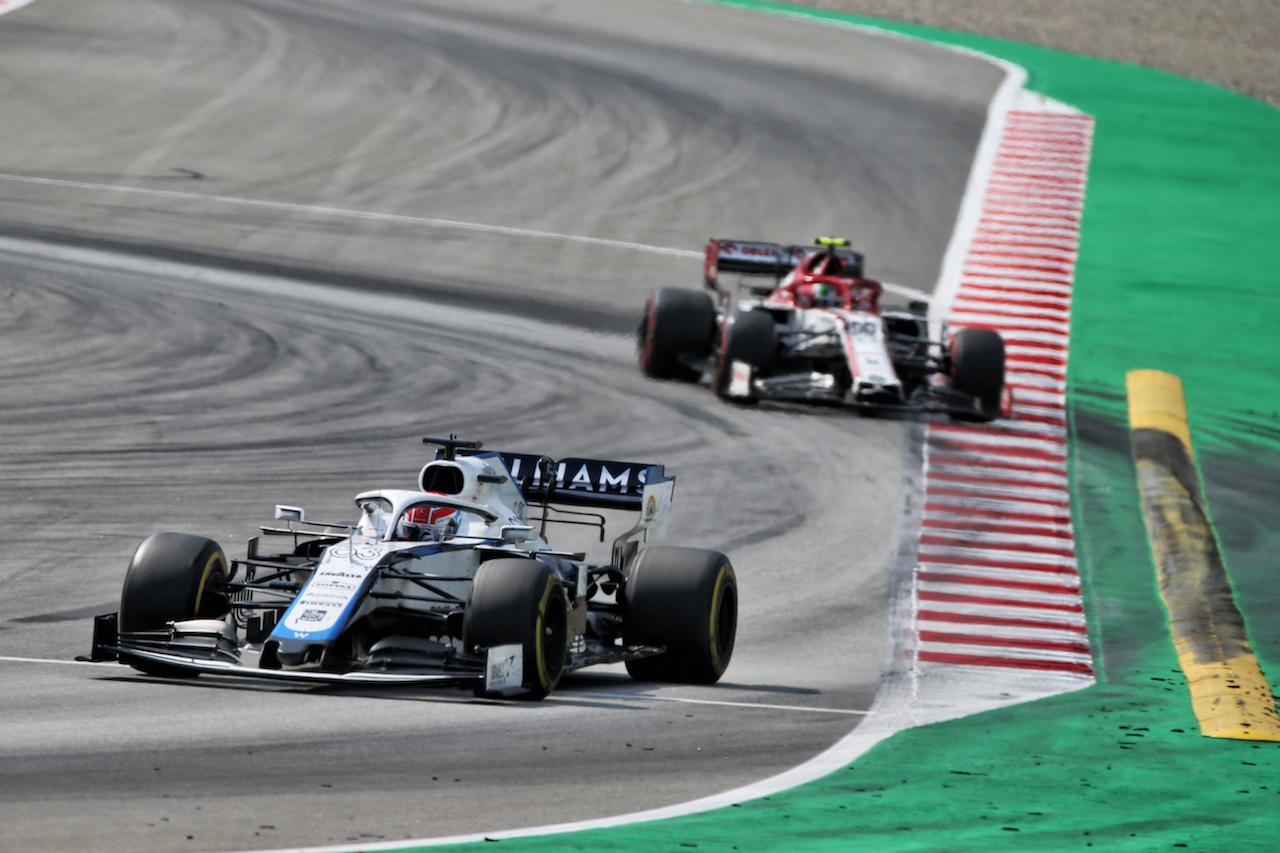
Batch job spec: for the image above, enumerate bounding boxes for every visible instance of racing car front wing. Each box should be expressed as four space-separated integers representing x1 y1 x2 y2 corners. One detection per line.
82 612 667 689
728 362 1001 421
81 612 488 686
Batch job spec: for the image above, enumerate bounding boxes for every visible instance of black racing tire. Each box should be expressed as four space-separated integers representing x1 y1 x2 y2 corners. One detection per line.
637 287 716 381
118 532 232 677
623 546 737 684
951 327 1006 418
712 309 777 401
464 559 568 700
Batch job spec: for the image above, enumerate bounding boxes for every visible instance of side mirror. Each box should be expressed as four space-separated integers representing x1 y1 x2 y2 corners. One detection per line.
499 524 538 543
275 505 306 522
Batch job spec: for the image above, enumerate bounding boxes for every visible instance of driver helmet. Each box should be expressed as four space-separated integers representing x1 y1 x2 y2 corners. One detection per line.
810 282 843 308
398 504 459 541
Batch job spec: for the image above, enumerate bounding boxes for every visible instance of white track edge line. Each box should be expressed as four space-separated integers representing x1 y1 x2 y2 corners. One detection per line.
553 692 871 716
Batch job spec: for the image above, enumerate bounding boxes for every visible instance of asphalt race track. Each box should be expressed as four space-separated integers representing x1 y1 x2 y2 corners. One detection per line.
0 1 1002 850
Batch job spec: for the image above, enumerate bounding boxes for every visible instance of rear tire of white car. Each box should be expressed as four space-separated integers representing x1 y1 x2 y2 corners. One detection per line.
638 287 716 381
712 309 776 402
464 559 568 700
624 546 737 684
118 532 231 677
951 327 1006 419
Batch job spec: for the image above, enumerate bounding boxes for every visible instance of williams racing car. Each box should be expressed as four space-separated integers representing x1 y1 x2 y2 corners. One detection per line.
84 437 737 699
638 238 1011 420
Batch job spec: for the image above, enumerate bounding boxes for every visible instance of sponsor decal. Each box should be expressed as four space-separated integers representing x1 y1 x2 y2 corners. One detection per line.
326 545 382 564
272 548 381 642
501 454 652 496
728 361 752 398
721 242 775 258
485 643 524 695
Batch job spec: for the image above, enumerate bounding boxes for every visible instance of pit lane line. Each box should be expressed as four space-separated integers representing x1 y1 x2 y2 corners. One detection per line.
0 171 932 303
0 655 867 715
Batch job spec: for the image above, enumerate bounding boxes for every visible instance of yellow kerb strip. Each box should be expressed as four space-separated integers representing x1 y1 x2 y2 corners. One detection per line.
1126 369 1194 455
1126 369 1280 741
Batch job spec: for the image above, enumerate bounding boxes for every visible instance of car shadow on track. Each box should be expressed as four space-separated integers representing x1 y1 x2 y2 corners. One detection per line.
92 668 825 710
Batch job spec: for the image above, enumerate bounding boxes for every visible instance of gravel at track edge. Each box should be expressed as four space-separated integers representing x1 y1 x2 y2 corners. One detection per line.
779 0 1280 108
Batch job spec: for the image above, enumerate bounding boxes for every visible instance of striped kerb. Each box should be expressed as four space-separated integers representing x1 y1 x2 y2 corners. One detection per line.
916 107 1095 677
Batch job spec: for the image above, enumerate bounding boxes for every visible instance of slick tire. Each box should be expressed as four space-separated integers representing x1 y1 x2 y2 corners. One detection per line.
712 309 777 402
465 559 569 700
624 546 737 684
637 287 716 381
118 532 232 677
951 327 1006 419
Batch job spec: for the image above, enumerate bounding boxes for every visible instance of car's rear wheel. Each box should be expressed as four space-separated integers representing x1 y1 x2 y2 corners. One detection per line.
624 546 737 684
464 559 568 700
951 326 1006 419
637 287 716 381
118 532 232 677
712 309 777 402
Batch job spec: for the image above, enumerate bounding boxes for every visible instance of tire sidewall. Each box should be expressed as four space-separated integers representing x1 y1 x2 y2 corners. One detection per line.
624 546 737 683
464 559 568 698
638 288 716 381
951 326 1006 414
713 310 776 399
118 532 229 633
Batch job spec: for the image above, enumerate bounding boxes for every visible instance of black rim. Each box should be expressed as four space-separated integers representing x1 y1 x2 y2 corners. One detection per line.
541 595 568 683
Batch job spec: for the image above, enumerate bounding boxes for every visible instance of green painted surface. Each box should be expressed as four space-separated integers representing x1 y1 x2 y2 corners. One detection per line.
407 3 1280 850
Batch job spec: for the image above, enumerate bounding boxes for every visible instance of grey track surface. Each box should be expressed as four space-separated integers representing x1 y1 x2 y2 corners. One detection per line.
0 1 1000 851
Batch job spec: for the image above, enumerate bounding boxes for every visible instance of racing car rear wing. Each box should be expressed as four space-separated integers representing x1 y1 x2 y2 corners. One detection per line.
457 449 668 513
704 238 865 290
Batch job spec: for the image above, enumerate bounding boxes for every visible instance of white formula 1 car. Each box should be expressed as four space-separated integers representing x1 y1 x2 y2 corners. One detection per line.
85 437 737 699
639 238 1010 420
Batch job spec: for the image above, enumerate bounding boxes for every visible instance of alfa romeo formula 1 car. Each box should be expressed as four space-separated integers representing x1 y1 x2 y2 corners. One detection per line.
638 237 1011 420
84 437 738 699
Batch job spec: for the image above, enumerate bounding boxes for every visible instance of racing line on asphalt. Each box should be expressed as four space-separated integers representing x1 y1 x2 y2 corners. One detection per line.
0 171 933 304
0 173 701 260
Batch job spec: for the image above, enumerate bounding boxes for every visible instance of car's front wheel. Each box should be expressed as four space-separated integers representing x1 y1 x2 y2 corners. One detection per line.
118 532 232 676
464 559 569 700
712 309 777 402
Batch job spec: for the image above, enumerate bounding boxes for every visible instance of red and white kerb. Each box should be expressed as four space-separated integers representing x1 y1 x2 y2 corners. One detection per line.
916 106 1095 677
